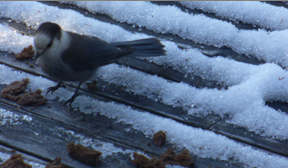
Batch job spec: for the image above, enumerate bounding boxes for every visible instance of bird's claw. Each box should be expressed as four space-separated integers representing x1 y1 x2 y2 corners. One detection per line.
46 81 66 96
64 92 82 108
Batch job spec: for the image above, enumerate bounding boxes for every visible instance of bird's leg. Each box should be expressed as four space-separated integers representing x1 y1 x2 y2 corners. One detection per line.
46 81 66 96
64 81 83 108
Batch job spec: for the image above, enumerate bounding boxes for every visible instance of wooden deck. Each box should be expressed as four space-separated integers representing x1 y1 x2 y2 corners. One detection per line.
0 1 287 168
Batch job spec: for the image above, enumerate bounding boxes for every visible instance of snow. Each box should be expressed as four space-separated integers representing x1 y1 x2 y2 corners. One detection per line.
0 24 33 54
0 1 287 167
95 63 288 139
0 108 32 125
57 1 288 68
179 1 288 31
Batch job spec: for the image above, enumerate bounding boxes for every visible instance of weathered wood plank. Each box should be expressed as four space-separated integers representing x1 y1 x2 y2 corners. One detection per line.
0 100 140 168
264 1 288 9
210 120 288 156
0 87 242 168
0 144 48 167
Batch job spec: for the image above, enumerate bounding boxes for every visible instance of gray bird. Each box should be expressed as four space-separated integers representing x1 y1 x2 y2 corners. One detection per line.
34 22 166 107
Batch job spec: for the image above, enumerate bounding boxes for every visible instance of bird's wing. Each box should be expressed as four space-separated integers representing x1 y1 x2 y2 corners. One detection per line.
61 32 122 71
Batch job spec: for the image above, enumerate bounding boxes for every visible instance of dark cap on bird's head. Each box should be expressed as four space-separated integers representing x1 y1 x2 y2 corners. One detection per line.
36 22 61 40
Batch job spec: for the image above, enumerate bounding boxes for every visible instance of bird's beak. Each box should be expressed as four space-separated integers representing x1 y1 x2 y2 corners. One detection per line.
35 49 43 59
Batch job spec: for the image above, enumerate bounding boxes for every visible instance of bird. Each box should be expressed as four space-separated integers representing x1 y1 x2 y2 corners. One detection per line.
34 22 166 107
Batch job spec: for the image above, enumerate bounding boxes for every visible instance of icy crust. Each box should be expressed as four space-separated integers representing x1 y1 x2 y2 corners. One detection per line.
179 1 288 31
57 1 288 68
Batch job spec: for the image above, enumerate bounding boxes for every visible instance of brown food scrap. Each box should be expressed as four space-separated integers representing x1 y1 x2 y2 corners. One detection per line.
1 79 46 107
1 78 29 101
132 149 194 168
153 130 166 147
131 152 165 168
86 81 97 91
45 157 65 168
159 149 194 167
15 45 35 60
67 142 102 166
159 149 176 164
0 154 32 168
16 89 46 106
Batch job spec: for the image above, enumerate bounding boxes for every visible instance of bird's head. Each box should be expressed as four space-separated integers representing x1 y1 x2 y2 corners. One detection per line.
34 22 61 59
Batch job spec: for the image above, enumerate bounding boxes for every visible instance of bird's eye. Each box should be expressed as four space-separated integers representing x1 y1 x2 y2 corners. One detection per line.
47 41 53 48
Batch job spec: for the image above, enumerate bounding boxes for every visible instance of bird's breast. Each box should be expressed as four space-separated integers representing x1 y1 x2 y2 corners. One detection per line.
36 53 96 82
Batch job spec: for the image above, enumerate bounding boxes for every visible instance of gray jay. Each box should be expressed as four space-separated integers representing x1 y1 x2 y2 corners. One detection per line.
34 22 166 107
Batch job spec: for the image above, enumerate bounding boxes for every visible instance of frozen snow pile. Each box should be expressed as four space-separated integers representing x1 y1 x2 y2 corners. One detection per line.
179 1 288 31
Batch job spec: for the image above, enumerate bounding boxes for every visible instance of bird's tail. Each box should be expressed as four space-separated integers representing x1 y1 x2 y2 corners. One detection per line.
111 38 166 58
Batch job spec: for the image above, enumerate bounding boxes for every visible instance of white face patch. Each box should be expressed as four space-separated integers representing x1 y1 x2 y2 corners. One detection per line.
34 29 71 60
34 33 51 51
44 30 70 59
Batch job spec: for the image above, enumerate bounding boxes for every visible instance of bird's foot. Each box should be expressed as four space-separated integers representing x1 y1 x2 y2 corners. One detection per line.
46 81 66 96
64 92 82 108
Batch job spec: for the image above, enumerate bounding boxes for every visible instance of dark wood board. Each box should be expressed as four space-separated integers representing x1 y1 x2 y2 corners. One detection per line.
0 86 241 168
